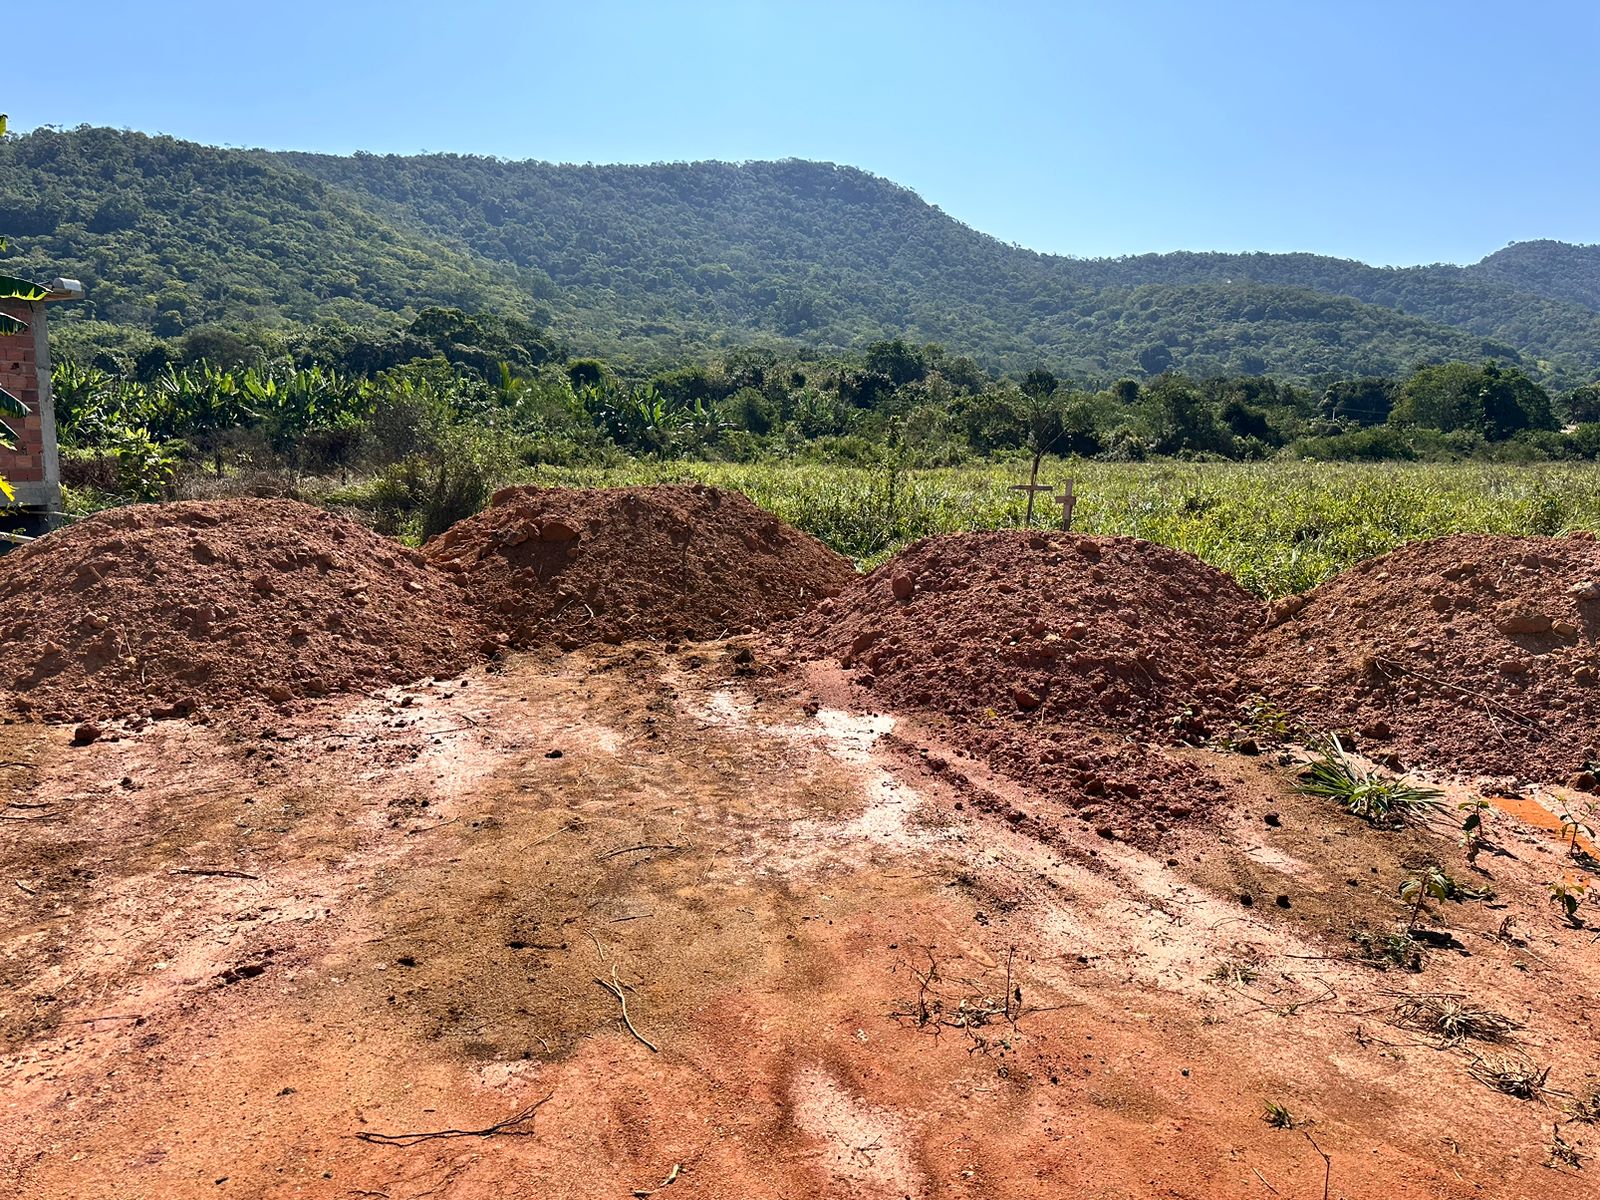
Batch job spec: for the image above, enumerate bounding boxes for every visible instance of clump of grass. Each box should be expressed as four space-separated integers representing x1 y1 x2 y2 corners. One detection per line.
1262 1100 1295 1129
1568 1090 1600 1124
1392 993 1521 1046
1208 958 1260 987
1469 1054 1552 1101
1297 736 1441 825
1547 1124 1584 1171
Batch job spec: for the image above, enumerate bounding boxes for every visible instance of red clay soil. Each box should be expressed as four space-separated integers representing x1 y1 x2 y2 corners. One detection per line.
1245 531 1600 782
0 500 490 724
788 530 1265 840
426 484 856 648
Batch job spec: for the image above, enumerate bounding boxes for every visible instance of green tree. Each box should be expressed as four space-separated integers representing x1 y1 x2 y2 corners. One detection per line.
1323 378 1395 426
1564 383 1600 425
1144 374 1228 456
1391 361 1555 440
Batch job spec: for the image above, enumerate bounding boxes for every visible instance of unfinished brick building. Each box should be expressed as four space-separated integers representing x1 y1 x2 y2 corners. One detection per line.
1 278 81 532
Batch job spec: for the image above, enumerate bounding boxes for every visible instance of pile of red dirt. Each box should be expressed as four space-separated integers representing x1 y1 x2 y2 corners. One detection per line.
0 500 491 723
788 530 1265 840
425 484 855 647
1245 532 1600 782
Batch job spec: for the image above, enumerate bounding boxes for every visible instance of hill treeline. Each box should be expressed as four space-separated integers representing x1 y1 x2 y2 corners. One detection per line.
6 126 1600 385
48 307 1600 544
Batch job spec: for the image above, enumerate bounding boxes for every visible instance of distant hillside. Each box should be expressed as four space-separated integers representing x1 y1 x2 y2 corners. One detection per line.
6 126 1600 383
0 127 543 333
1467 239 1600 313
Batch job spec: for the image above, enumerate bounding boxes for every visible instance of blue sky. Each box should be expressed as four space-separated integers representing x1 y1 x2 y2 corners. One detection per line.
25 1 1600 265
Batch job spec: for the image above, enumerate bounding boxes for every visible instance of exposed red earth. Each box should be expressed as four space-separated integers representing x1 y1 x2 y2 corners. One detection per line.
424 484 854 647
0 500 490 724
786 530 1263 846
1247 532 1600 783
1 494 1595 1200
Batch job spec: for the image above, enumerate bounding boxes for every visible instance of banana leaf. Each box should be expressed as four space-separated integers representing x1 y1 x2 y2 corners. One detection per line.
0 273 48 302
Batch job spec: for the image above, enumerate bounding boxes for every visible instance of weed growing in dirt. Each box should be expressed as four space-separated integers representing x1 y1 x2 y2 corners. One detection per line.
1391 993 1521 1046
889 945 1024 1055
1350 927 1422 972
1469 1055 1553 1102
1262 1101 1296 1129
1550 879 1590 927
1207 958 1260 987
1240 695 1298 743
1547 1124 1584 1172
1559 811 1596 856
1568 1090 1600 1124
1297 737 1441 826
1459 798 1494 864
1399 865 1452 929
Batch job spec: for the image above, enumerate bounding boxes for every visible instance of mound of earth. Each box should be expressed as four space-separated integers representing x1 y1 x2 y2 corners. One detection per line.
0 500 490 723
425 484 855 647
1246 532 1600 782
788 530 1265 840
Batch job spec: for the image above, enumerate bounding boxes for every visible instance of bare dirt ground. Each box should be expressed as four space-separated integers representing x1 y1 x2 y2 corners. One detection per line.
2 639 1597 1199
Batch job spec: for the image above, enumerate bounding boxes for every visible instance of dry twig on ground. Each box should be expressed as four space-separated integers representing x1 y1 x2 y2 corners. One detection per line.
595 966 660 1052
354 1093 554 1146
632 1162 682 1197
1302 1131 1331 1200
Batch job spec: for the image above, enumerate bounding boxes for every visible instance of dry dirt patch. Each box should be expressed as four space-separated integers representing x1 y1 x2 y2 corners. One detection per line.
2 639 1595 1198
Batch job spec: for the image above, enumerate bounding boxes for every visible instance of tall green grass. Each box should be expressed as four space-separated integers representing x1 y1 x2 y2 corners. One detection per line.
502 459 1600 596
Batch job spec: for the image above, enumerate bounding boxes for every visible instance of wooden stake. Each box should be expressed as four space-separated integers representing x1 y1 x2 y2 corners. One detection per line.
1052 478 1077 531
1010 461 1052 528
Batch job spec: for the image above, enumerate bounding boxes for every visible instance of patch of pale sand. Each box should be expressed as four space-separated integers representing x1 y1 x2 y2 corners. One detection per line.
337 679 627 833
474 1059 549 1093
690 690 953 866
690 684 1358 1007
788 1064 925 1199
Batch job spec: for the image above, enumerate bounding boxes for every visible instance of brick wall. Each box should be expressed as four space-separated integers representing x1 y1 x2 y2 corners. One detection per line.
0 297 57 506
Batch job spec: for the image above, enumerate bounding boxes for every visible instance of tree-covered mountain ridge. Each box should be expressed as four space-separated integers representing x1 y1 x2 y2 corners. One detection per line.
6 126 1600 383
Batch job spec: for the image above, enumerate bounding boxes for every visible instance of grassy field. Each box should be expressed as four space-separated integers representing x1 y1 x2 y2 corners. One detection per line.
497 459 1600 596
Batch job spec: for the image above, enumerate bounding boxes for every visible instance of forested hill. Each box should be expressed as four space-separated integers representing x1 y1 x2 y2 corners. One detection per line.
1467 240 1600 313
6 126 1600 383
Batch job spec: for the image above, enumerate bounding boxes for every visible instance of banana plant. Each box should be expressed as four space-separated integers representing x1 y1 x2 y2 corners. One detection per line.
243 365 368 472
155 363 249 475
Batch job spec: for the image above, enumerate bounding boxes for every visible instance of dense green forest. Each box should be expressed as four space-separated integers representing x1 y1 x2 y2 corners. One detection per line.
6 126 1600 384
